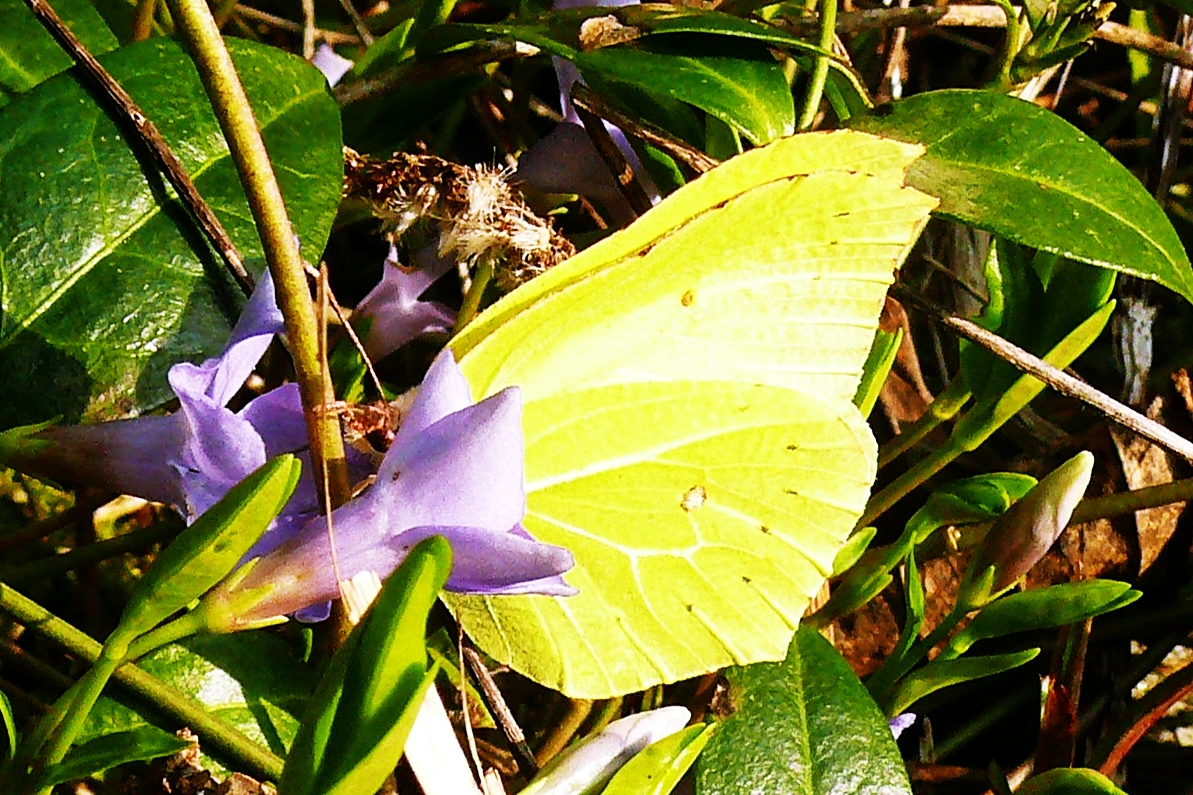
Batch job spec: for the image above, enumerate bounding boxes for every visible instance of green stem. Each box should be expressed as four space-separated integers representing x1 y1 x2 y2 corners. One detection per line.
1071 476 1193 524
868 601 967 713
0 520 181 586
165 0 351 511
35 647 126 781
877 376 971 469
990 0 1023 88
535 699 593 765
797 0 837 130
456 259 493 330
126 610 209 661
0 584 283 781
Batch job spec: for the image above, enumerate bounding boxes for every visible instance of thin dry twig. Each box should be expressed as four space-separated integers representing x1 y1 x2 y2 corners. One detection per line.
787 6 1193 72
233 5 360 45
896 288 1193 462
24 0 255 297
462 645 539 778
570 83 719 175
569 86 655 217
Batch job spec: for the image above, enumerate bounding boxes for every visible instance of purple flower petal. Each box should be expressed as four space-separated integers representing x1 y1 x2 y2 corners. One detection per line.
312 43 354 87
401 525 576 595
354 246 456 362
889 713 916 740
380 387 526 532
241 383 307 459
396 348 474 442
26 415 189 508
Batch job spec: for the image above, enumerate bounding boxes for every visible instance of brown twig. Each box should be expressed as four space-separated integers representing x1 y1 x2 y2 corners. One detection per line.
569 86 654 217
333 41 524 106
786 6 1193 72
462 645 539 778
23 0 255 297
570 83 719 175
232 5 360 45
895 288 1193 462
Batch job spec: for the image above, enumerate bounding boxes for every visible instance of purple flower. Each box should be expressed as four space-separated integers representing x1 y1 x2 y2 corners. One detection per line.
352 245 457 362
889 713 916 740
2 272 575 613
514 0 658 225
202 350 576 628
4 271 309 523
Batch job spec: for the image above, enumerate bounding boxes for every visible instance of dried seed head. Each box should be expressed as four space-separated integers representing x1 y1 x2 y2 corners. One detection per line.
343 147 575 291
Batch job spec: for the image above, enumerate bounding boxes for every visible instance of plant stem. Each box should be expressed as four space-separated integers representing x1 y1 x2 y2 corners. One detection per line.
868 601 967 712
989 0 1023 88
1071 476 1193 523
456 260 494 330
798 0 838 130
878 376 972 468
0 584 284 781
165 0 351 511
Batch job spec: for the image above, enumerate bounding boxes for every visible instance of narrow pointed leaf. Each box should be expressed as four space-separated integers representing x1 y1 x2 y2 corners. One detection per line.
850 90 1193 304
39 728 193 788
601 723 715 795
885 649 1040 716
115 455 301 641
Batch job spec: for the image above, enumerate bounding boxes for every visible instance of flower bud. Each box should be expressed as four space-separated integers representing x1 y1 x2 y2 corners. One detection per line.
959 451 1094 608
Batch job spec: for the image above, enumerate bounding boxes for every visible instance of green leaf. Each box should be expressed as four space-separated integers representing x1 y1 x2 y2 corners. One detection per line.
425 14 795 143
283 537 451 795
601 723 715 795
449 130 936 698
853 326 901 418
39 727 193 788
849 89 1193 304
0 0 117 102
115 455 301 642
576 39 794 145
0 37 343 425
80 633 314 776
0 688 15 760
884 649 1040 716
694 627 912 795
947 580 1140 656
1016 768 1129 795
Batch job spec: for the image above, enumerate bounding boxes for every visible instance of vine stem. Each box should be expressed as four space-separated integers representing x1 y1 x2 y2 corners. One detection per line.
165 0 351 511
798 0 837 131
0 584 283 781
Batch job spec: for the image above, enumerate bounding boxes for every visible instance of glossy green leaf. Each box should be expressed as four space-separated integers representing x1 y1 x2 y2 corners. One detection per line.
947 580 1140 656
694 627 912 795
283 537 451 795
1016 768 1129 795
449 130 936 698
831 526 877 578
601 723 715 795
0 688 14 760
39 727 193 788
850 90 1193 304
885 649 1039 716
0 0 116 102
115 455 301 642
425 14 795 144
0 37 343 425
80 633 314 775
